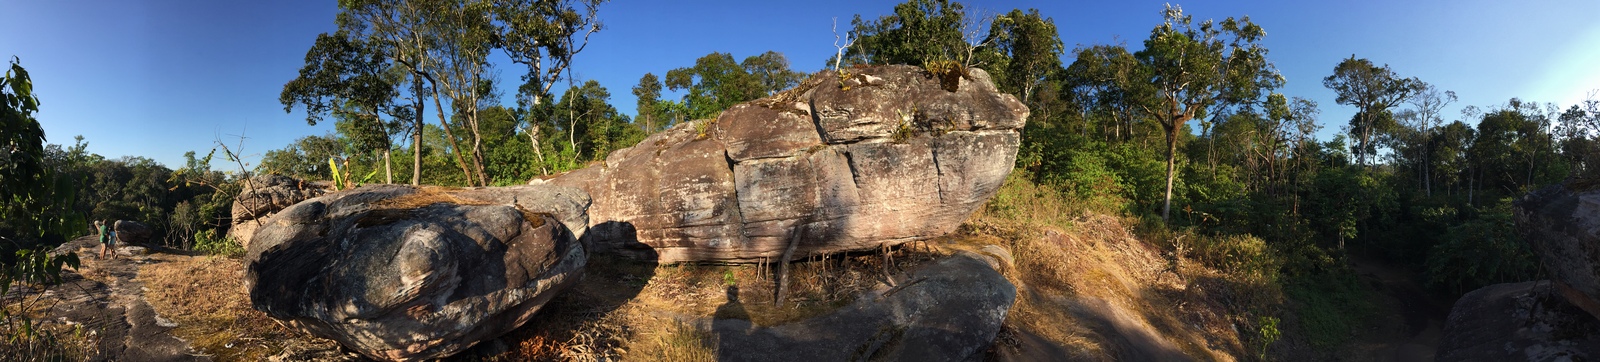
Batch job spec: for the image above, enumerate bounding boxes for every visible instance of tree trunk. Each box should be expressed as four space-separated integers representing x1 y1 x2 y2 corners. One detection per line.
1162 122 1179 224
383 148 392 184
428 81 476 186
467 107 488 186
412 75 425 186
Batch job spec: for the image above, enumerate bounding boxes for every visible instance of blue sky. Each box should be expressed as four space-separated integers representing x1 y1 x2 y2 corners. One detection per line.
3 0 1598 168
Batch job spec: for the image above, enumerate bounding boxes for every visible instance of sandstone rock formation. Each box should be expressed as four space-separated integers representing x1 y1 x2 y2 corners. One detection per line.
549 65 1027 263
1437 281 1600 361
712 251 1016 361
230 174 331 248
1514 183 1600 319
244 184 590 361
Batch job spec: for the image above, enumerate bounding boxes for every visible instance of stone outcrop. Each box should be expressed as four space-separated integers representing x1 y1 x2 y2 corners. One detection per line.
230 174 331 248
1437 281 1600 361
244 184 590 361
712 251 1016 361
111 220 153 245
1514 183 1600 319
549 65 1027 263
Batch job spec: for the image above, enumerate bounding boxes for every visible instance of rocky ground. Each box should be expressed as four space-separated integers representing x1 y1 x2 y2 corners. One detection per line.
26 236 352 362
38 236 211 361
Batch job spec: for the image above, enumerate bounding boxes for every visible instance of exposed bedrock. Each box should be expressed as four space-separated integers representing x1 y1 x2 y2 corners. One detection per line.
548 65 1028 263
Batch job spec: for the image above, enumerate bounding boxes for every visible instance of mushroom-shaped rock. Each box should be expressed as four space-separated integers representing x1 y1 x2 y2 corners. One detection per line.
244 184 590 361
549 65 1028 263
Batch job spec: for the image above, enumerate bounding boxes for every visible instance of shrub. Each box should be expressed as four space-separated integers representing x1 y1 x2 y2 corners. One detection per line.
1425 198 1536 295
193 229 244 257
1190 234 1281 283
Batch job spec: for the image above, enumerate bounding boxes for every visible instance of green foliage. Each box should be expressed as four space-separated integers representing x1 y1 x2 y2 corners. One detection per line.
986 9 1063 100
843 0 971 67
665 51 802 120
1 56 87 258
1424 198 1536 295
193 229 243 257
1323 56 1424 166
1285 270 1376 349
1255 316 1281 360
1190 234 1281 283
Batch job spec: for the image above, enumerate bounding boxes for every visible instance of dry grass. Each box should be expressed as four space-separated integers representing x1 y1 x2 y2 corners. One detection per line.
966 174 1281 361
371 186 484 210
139 254 308 361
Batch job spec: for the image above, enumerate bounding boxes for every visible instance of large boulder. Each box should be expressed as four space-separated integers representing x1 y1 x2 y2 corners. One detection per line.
549 65 1027 263
1437 281 1600 361
1514 183 1600 319
712 251 1017 361
231 174 331 248
244 184 590 361
111 220 153 245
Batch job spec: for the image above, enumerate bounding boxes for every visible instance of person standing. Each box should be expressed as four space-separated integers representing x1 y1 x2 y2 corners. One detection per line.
96 220 115 260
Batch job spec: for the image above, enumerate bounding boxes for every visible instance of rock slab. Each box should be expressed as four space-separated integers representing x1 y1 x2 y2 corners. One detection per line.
712 251 1017 361
549 65 1028 263
244 184 590 361
1515 184 1600 320
1437 281 1600 361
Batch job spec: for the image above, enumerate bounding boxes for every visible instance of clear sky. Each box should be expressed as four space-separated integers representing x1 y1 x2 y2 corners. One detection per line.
3 0 1598 168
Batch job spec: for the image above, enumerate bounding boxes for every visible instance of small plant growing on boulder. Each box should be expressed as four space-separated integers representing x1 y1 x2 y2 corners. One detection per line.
693 116 719 140
923 58 966 92
892 107 917 143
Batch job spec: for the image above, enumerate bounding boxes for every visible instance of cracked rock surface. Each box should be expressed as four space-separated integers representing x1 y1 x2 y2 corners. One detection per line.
550 65 1028 263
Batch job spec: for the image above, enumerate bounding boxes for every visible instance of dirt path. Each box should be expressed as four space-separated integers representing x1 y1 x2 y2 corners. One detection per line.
43 236 209 361
1344 257 1449 361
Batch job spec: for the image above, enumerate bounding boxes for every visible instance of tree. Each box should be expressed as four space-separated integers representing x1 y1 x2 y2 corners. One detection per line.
335 0 446 186
1322 56 1423 166
280 32 409 184
1398 83 1455 196
986 9 1063 102
423 2 498 186
665 51 802 120
844 0 970 66
1 57 55 240
496 0 605 179
259 133 349 180
740 51 805 97
1 60 80 354
1132 5 1281 223
632 73 663 132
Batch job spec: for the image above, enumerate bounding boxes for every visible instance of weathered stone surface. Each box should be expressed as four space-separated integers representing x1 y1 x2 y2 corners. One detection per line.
712 251 1017 361
1514 184 1600 320
549 65 1028 263
112 220 153 245
230 174 331 248
1437 281 1600 361
244 184 590 361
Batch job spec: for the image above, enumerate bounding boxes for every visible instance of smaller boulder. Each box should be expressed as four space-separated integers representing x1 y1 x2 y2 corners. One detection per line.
712 251 1016 361
230 174 331 248
112 220 153 245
